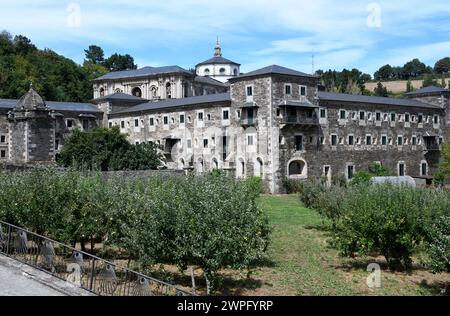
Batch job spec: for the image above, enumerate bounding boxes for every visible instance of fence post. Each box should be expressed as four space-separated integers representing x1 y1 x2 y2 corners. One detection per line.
5 225 12 255
89 258 96 292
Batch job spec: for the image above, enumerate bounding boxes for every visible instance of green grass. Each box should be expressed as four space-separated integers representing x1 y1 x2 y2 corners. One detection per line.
247 195 450 296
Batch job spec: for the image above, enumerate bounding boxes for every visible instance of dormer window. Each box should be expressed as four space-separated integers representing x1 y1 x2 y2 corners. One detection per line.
219 68 226 74
204 68 210 76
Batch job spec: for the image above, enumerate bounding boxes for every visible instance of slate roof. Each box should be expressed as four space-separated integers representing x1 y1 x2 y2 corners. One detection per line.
318 91 441 109
194 76 229 87
404 85 449 96
0 98 102 113
112 92 231 115
91 92 148 103
230 65 317 81
196 56 241 67
15 88 47 111
94 66 192 81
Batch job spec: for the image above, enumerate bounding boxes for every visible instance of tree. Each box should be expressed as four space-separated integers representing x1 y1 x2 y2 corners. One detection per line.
374 82 388 97
374 64 394 81
84 45 105 64
406 80 414 92
403 58 429 79
57 127 163 171
434 57 450 74
422 74 439 88
103 53 137 72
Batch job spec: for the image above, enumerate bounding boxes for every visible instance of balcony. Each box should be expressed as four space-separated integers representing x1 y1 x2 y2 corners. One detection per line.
281 116 319 126
240 117 258 126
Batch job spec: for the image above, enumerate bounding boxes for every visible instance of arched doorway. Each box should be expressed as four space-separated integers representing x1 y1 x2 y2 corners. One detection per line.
254 158 264 177
132 87 142 97
288 159 307 179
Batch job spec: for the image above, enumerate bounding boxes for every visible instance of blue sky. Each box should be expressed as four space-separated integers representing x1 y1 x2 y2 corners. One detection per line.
1 0 450 76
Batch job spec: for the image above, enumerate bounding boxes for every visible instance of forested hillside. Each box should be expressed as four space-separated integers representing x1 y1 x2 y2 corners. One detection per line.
0 31 136 102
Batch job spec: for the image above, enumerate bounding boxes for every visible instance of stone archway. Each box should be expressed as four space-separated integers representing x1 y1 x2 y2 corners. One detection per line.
132 87 142 97
288 159 308 179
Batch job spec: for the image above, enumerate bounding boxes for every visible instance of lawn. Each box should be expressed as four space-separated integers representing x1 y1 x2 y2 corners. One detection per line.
214 195 449 296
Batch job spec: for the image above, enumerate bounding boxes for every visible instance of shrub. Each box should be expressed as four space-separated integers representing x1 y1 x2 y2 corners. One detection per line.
282 177 304 194
244 176 264 197
423 216 450 273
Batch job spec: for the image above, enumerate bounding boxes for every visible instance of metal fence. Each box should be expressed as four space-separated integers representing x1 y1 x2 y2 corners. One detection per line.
0 220 193 296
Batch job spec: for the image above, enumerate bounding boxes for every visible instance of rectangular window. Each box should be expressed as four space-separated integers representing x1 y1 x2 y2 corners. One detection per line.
121 121 125 129
398 163 405 176
203 139 209 148
285 84 291 95
180 114 185 124
405 114 410 123
295 135 303 151
163 116 169 125
348 135 354 146
381 135 387 146
248 135 254 146
421 163 427 176
418 115 423 123
347 165 355 180
398 136 404 146
412 136 417 146
134 119 139 127
366 135 372 145
331 134 338 146
66 120 74 128
0 135 5 143
340 110 346 120
300 86 307 96
320 108 327 118
434 115 439 124
0 150 5 158
83 120 89 130
108 122 112 128
376 112 381 121
359 111 365 120
223 110 229 120
391 113 396 122
149 118 154 126
198 112 204 121
246 86 253 96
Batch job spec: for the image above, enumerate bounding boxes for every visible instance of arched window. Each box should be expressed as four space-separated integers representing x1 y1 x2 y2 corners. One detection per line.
219 68 226 74
150 86 158 99
204 68 210 76
166 83 172 99
99 88 105 97
254 158 264 177
132 87 142 97
233 68 238 76
115 88 122 93
288 160 307 179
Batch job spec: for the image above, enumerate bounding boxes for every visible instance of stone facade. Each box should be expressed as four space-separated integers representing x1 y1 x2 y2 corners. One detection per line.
107 65 449 193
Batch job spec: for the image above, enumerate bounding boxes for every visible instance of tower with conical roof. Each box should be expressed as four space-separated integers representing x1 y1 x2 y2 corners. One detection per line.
7 86 55 164
195 39 241 83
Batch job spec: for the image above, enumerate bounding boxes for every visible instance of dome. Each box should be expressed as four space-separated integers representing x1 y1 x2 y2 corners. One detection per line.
15 87 47 111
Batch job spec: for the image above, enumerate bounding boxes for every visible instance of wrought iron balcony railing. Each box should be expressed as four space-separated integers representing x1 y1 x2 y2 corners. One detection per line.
0 220 193 296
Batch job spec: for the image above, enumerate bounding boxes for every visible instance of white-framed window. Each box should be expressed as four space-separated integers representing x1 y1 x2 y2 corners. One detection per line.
66 119 75 129
421 161 428 176
163 116 169 125
300 85 307 97
0 149 6 159
412 135 417 146
397 135 404 146
319 108 327 119
366 134 372 146
398 161 406 176
179 113 185 124
134 118 140 128
0 134 6 144
331 134 338 147
284 84 292 96
376 112 382 122
381 135 388 146
149 117 155 126
339 109 347 120
197 111 204 121
246 85 254 102
359 111 366 121
346 163 355 181
203 138 209 148
348 134 355 146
